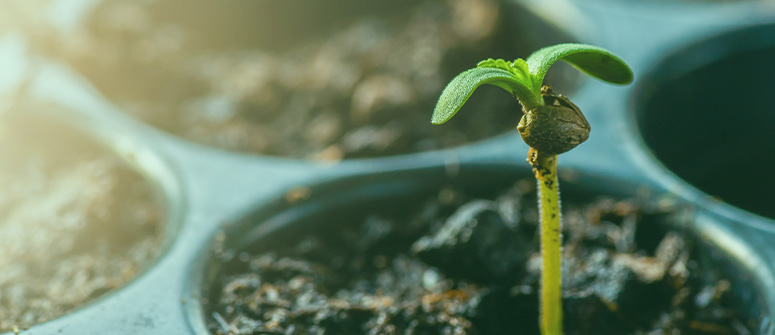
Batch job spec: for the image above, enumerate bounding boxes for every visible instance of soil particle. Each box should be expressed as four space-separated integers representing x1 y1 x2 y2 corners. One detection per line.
0 107 163 331
207 181 753 335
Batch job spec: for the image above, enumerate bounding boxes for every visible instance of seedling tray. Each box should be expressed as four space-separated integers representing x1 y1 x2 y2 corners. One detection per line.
2 0 775 333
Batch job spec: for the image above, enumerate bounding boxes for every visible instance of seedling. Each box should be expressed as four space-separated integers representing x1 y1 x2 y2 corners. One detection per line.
432 43 632 335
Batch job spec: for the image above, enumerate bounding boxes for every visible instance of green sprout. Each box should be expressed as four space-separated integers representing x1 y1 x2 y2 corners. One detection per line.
432 43 632 335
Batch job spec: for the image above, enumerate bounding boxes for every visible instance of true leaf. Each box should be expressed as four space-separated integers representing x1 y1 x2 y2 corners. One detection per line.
477 58 532 84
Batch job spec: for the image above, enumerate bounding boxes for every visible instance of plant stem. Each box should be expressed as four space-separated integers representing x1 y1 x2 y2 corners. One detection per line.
514 88 545 112
529 148 563 335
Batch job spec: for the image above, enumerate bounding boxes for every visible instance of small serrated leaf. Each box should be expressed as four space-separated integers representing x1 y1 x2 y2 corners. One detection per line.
477 58 514 72
527 43 633 87
432 67 535 125
477 58 532 85
512 59 530 76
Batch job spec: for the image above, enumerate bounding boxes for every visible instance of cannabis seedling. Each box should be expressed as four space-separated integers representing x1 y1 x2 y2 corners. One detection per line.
432 43 632 335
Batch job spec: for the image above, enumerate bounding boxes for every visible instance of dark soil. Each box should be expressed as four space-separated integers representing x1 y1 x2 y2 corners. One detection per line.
34 0 577 160
206 180 755 335
0 105 163 331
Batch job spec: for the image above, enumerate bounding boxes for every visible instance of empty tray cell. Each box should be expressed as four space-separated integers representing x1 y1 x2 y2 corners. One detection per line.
0 104 165 331
636 24 775 220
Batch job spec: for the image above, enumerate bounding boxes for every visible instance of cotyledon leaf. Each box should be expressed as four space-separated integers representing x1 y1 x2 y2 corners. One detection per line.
432 67 537 125
526 43 633 88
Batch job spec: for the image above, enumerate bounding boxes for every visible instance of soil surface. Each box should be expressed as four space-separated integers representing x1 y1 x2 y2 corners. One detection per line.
0 105 163 331
206 180 756 335
31 0 576 160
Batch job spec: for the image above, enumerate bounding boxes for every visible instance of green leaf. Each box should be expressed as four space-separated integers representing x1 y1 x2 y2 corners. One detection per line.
477 58 531 79
526 43 633 87
477 58 514 72
432 67 538 125
477 58 537 93
511 59 531 79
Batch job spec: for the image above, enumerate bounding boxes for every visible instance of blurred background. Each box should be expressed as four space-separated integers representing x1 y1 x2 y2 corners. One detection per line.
1 0 580 161
2 0 571 330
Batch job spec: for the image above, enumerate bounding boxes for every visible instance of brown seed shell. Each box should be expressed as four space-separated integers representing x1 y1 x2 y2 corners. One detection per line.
517 88 590 155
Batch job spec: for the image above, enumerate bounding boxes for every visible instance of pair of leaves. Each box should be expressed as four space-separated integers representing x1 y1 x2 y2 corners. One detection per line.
431 43 633 125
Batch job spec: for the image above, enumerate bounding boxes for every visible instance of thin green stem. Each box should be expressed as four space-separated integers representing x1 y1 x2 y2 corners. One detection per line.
529 148 563 335
514 89 544 112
